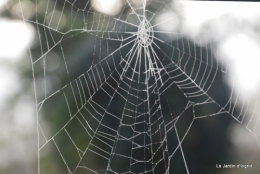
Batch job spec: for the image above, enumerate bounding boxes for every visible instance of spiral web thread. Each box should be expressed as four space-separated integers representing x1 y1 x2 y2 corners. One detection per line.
19 0 260 173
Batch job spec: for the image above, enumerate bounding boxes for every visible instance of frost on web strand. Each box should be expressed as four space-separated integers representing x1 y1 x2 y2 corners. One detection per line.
20 0 260 173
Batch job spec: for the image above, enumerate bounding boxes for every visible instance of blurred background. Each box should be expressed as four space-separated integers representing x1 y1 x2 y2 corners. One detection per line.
0 0 260 173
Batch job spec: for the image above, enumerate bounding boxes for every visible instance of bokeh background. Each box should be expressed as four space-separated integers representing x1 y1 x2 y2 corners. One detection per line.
0 0 260 173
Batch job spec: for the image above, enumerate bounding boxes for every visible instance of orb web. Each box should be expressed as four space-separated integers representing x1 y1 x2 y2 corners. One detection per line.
18 0 260 174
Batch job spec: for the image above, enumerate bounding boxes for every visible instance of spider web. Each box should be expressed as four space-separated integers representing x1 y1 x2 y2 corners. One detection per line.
19 0 260 173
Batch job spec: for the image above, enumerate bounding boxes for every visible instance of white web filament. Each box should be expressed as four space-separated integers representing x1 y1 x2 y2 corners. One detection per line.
135 16 163 84
137 18 153 48
19 0 260 174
